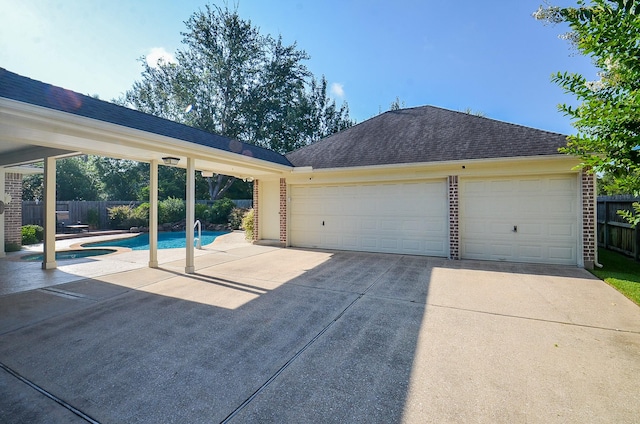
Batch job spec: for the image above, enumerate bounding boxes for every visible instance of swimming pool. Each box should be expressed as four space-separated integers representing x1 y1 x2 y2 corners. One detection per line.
21 249 117 261
84 231 229 250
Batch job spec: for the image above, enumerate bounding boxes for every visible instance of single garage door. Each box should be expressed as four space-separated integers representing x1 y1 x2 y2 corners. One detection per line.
290 181 448 256
460 175 578 265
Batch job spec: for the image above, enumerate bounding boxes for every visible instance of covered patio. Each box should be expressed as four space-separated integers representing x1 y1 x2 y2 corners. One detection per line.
0 68 292 273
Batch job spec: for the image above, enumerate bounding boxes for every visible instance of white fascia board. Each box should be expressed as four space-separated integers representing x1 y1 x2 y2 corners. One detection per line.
286 155 582 185
0 98 293 176
3 165 44 174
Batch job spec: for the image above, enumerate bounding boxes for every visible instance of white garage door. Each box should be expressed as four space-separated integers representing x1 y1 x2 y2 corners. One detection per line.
290 181 448 256
460 175 578 265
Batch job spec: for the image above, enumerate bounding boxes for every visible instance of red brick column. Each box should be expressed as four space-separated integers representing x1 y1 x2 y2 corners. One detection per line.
448 175 460 260
582 170 596 269
252 180 259 242
279 178 287 244
5 173 22 246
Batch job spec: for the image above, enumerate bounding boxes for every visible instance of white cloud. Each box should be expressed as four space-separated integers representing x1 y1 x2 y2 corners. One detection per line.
146 47 176 68
330 82 345 98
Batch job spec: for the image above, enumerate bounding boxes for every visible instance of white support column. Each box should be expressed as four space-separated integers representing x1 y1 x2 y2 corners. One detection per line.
43 156 57 270
149 160 159 268
185 157 195 274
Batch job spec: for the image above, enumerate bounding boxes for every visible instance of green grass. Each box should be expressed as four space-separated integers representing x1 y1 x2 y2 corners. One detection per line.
591 248 640 306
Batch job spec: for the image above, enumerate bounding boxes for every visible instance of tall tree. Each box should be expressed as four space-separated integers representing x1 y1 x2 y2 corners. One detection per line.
91 157 147 200
55 157 100 201
124 4 353 199
534 0 640 193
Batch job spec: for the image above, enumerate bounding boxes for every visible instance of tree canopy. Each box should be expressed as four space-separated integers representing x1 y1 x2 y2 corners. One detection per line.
122 4 353 199
534 0 640 193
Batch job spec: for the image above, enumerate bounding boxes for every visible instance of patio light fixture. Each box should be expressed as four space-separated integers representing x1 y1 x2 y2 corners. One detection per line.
162 157 180 166
201 170 214 178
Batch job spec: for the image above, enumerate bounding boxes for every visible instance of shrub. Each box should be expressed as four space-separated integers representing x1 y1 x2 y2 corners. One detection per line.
195 203 211 222
22 225 44 245
229 208 246 230
210 198 235 224
108 204 134 229
5 242 21 252
242 209 254 241
86 208 100 229
132 203 150 227
159 197 185 224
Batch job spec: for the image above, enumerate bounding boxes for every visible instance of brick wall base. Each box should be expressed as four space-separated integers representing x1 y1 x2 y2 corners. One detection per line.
252 180 259 242
582 170 596 270
279 178 287 243
5 173 22 246
448 175 460 260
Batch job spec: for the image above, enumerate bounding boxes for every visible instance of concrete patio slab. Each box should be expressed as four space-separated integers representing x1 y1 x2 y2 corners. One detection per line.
1 244 639 423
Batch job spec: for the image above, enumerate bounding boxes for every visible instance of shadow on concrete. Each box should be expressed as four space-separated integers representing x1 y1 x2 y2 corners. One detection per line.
1 249 636 423
0 250 433 423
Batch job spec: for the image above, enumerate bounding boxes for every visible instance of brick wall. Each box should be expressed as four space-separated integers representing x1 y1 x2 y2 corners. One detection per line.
5 173 22 246
582 170 596 269
448 175 460 260
252 180 259 242
279 178 287 243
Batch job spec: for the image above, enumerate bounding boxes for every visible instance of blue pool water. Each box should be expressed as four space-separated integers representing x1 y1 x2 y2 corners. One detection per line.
22 249 117 261
84 231 228 250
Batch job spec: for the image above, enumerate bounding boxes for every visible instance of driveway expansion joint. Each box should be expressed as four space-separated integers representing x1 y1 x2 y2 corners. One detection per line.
221 256 400 422
0 361 100 424
429 303 640 335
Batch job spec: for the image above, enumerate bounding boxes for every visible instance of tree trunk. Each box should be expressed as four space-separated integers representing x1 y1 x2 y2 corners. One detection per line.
208 175 236 200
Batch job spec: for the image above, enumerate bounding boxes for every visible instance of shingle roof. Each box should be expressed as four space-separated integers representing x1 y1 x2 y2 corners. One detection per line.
0 68 292 167
286 106 569 169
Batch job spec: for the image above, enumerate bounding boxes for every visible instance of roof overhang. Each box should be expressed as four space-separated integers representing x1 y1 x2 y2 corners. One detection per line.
285 155 582 185
0 97 292 178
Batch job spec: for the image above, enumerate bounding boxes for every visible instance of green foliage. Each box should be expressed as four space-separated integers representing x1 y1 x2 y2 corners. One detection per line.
108 205 135 229
535 0 640 193
56 156 101 201
591 248 640 305
159 197 185 224
241 209 254 241
195 203 211 222
229 207 246 230
123 4 353 156
21 225 44 245
5 242 21 252
132 203 150 227
210 198 235 224
86 208 100 229
616 202 640 227
22 171 43 201
91 157 147 200
389 96 405 111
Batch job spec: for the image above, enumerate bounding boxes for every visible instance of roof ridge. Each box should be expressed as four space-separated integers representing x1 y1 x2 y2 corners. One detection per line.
418 104 568 137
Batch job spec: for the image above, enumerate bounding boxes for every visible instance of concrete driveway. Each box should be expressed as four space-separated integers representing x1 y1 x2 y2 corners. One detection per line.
1 241 639 423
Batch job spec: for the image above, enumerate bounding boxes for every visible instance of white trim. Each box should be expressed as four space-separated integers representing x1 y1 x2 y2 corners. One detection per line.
1 97 292 177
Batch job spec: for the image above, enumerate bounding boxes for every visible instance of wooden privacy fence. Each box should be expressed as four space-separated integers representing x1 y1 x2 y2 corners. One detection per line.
597 195 640 260
23 201 142 229
22 199 253 229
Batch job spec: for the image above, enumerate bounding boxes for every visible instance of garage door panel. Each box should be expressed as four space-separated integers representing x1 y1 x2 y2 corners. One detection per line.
290 181 447 256
460 175 578 265
548 222 575 237
361 219 377 231
549 246 575 261
518 245 543 260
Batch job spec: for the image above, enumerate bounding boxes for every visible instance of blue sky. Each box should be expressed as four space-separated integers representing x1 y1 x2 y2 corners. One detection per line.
0 0 597 135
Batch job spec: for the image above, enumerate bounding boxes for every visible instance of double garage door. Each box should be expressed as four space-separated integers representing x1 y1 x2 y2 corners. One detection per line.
290 181 448 257
289 175 579 265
